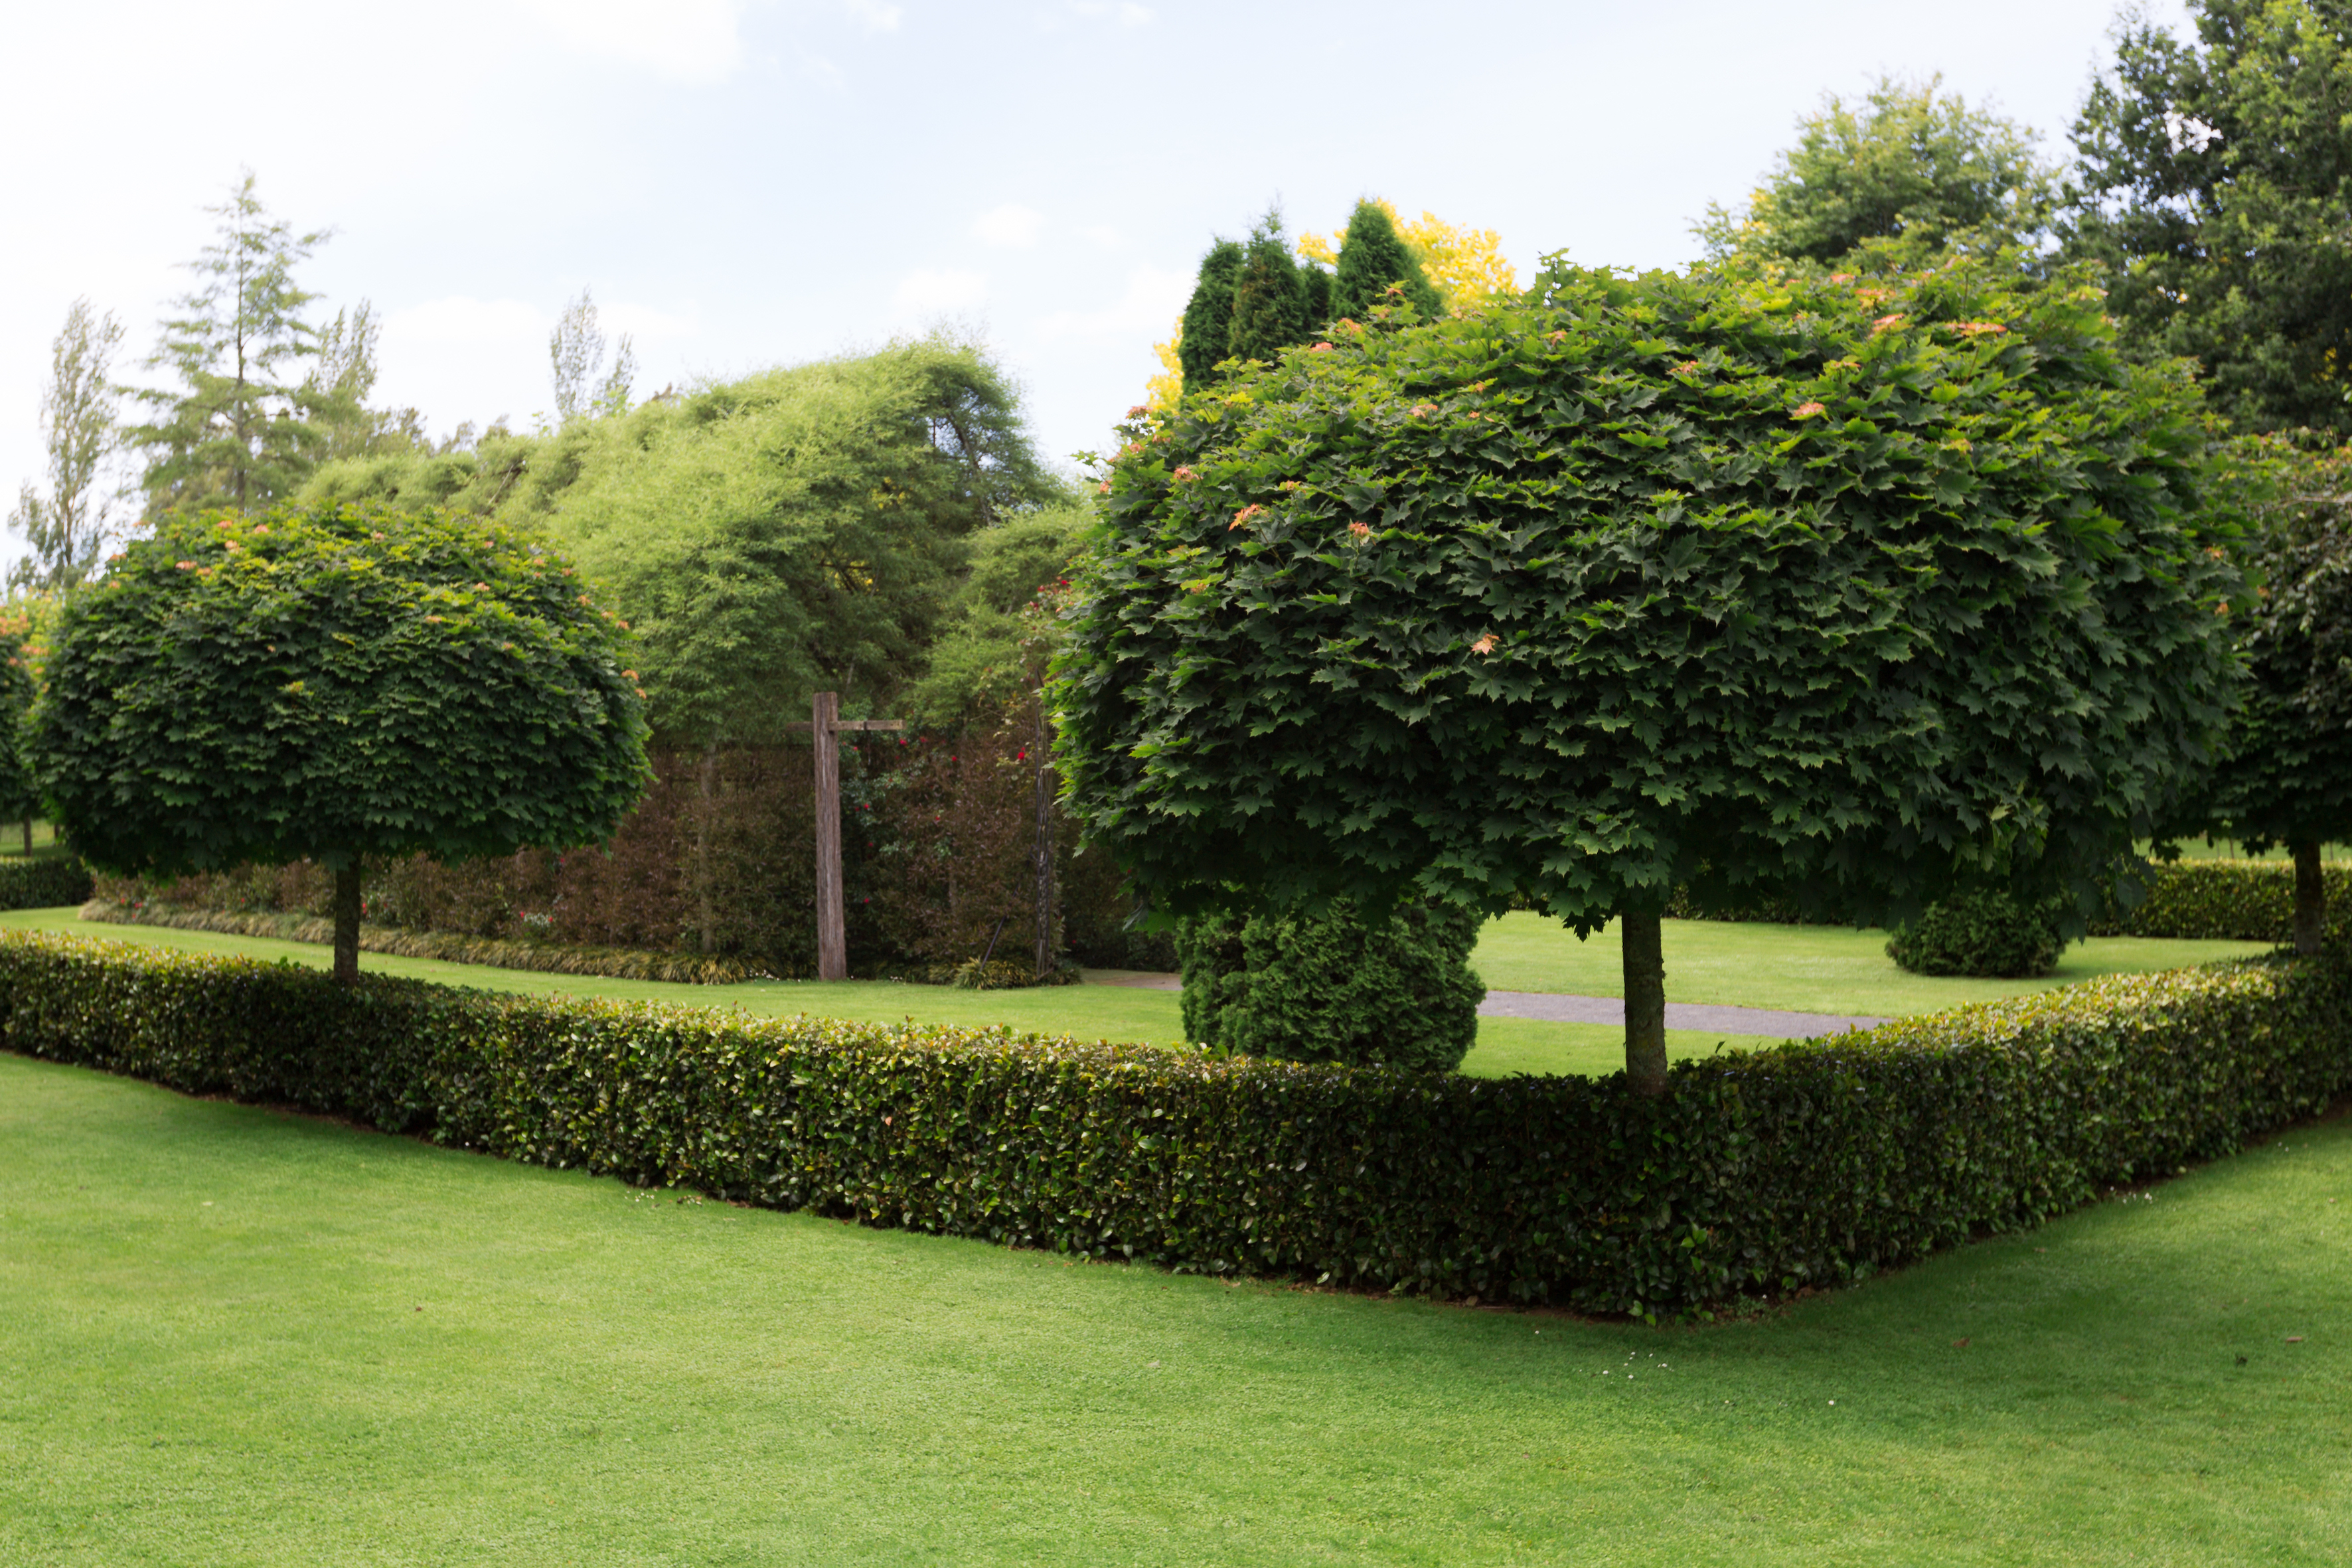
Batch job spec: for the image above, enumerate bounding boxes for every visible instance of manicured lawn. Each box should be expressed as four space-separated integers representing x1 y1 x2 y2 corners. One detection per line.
1471 911 2276 1018
0 819 70 859
0 907 2270 1081
2156 837 2350 862
2 1049 2346 1565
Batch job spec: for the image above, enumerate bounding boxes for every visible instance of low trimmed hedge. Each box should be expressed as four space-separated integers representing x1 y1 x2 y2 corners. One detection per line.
2 931 2345 1317
2090 859 2351 943
0 856 94 913
78 900 775 983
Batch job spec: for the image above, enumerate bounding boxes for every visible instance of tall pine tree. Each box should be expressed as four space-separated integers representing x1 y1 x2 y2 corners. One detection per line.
1178 240 1245 389
1330 199 1443 321
125 172 334 514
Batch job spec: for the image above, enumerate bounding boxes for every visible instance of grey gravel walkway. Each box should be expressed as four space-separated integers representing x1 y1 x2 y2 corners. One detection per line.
1083 971 1888 1039
1476 989 1889 1039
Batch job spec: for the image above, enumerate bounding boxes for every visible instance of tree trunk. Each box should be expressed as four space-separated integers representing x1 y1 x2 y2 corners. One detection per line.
332 860 362 987
1622 910 1668 1097
1032 700 1055 979
19 819 28 856
2294 839 2325 957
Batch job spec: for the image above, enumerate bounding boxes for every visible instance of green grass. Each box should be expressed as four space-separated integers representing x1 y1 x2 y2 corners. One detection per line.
0 907 2268 1081
0 817 67 859
2152 836 2350 862
3 1048 2347 1566
1472 911 2276 1018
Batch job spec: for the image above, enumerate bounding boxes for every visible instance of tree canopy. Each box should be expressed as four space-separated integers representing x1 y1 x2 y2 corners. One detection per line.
902 502 1090 726
2191 437 2352 949
1225 214 1319 368
1326 200 1444 322
299 337 1062 742
37 503 649 979
2066 0 2352 437
1059 256 2242 975
7 298 125 594
1177 241 1246 390
1298 202 1514 313
124 172 346 515
1701 75 2059 270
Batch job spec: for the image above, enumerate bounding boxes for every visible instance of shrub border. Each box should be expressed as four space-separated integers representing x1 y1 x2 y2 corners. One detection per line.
1 930 2344 1318
78 900 774 984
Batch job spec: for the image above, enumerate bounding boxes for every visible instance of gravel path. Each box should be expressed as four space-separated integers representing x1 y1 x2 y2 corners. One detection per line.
1083 971 1889 1040
1476 988 1888 1038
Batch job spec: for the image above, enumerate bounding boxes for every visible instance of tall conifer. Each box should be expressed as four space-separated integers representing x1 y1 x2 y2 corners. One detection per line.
1300 265 1332 331
1224 214 1308 366
125 172 333 514
1330 200 1443 321
1178 240 1245 388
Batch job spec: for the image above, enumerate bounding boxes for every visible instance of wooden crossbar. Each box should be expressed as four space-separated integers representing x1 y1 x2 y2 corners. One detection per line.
786 717 905 734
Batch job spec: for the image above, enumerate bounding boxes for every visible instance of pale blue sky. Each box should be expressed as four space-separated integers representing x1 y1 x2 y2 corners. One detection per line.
1 0 2190 561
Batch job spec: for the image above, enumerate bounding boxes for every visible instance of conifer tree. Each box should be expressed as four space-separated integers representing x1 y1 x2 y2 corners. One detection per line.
1330 200 1443 321
1177 240 1244 388
1300 264 1332 331
1224 214 1310 366
125 171 335 514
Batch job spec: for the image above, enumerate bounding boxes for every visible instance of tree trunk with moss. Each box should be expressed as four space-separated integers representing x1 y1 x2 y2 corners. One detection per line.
333 860 361 986
1622 910 1668 1095
2294 840 2325 956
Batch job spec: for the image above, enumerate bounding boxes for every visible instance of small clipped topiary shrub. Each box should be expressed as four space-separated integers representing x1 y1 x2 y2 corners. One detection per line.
1887 890 2063 977
1175 900 1485 1071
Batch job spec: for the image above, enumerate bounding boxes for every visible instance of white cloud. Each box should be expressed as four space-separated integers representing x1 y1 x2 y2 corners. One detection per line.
894 270 989 315
973 204 1043 247
846 0 903 31
1080 224 1124 249
1036 265 1191 342
1069 0 1152 23
514 0 746 82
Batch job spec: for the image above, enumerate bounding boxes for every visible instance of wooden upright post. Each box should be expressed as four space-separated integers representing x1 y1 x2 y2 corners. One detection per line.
813 691 845 980
793 692 904 983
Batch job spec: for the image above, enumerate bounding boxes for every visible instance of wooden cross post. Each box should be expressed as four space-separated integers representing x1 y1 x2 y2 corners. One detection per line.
790 691 903 980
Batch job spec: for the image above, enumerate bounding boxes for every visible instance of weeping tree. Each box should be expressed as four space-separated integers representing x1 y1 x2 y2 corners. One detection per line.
1056 258 2244 1093
35 503 650 983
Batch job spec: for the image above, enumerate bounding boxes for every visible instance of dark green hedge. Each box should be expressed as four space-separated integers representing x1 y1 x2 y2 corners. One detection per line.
1887 890 2063 979
78 899 773 983
0 857 92 913
2 931 2345 1318
2090 859 2352 942
1175 900 1484 1070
